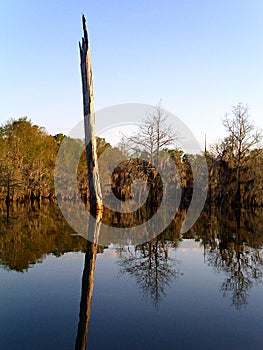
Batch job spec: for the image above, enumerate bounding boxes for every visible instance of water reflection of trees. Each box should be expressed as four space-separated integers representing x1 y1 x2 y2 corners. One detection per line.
74 210 184 350
195 206 263 309
0 202 87 271
117 215 183 308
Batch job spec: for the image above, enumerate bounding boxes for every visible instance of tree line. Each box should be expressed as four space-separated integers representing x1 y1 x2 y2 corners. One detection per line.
114 102 263 209
0 102 262 209
0 117 110 205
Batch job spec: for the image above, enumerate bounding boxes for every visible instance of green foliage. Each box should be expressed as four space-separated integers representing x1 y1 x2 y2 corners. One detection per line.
0 117 57 202
0 118 111 203
0 107 262 209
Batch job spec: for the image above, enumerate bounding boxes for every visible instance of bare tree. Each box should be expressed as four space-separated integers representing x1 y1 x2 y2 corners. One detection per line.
222 103 262 205
124 103 177 165
223 104 261 161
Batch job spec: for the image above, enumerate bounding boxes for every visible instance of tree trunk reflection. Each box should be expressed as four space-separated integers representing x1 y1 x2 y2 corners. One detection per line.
75 216 101 350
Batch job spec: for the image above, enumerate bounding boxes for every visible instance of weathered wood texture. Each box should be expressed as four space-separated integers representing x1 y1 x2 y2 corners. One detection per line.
79 15 103 213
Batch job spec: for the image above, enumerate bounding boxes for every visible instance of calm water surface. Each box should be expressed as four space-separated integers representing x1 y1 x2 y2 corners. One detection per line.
1 204 263 349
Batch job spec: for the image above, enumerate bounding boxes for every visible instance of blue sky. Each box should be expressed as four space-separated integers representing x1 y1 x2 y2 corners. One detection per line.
1 0 262 147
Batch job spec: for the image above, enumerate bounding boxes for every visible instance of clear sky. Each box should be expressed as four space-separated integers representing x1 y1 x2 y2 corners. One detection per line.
1 0 262 147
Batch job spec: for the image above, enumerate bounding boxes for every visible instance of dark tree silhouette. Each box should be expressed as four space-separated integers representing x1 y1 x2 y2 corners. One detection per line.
117 232 181 308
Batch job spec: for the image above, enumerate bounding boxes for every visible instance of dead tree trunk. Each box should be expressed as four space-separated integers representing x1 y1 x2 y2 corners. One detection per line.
79 15 103 214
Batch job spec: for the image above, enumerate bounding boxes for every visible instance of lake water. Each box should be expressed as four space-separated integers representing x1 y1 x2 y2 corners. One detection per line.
1 203 263 349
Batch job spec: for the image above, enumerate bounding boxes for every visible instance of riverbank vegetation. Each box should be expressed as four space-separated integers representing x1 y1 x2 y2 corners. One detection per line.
0 103 262 210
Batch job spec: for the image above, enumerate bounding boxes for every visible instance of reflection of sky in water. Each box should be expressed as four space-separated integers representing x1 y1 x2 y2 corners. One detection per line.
1 241 263 349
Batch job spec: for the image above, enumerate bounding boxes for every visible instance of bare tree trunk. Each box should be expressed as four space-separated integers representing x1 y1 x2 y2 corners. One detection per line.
79 15 103 214
75 17 103 349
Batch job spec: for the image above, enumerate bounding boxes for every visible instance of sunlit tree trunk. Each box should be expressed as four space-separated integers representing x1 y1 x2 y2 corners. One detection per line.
79 15 103 213
75 17 103 348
